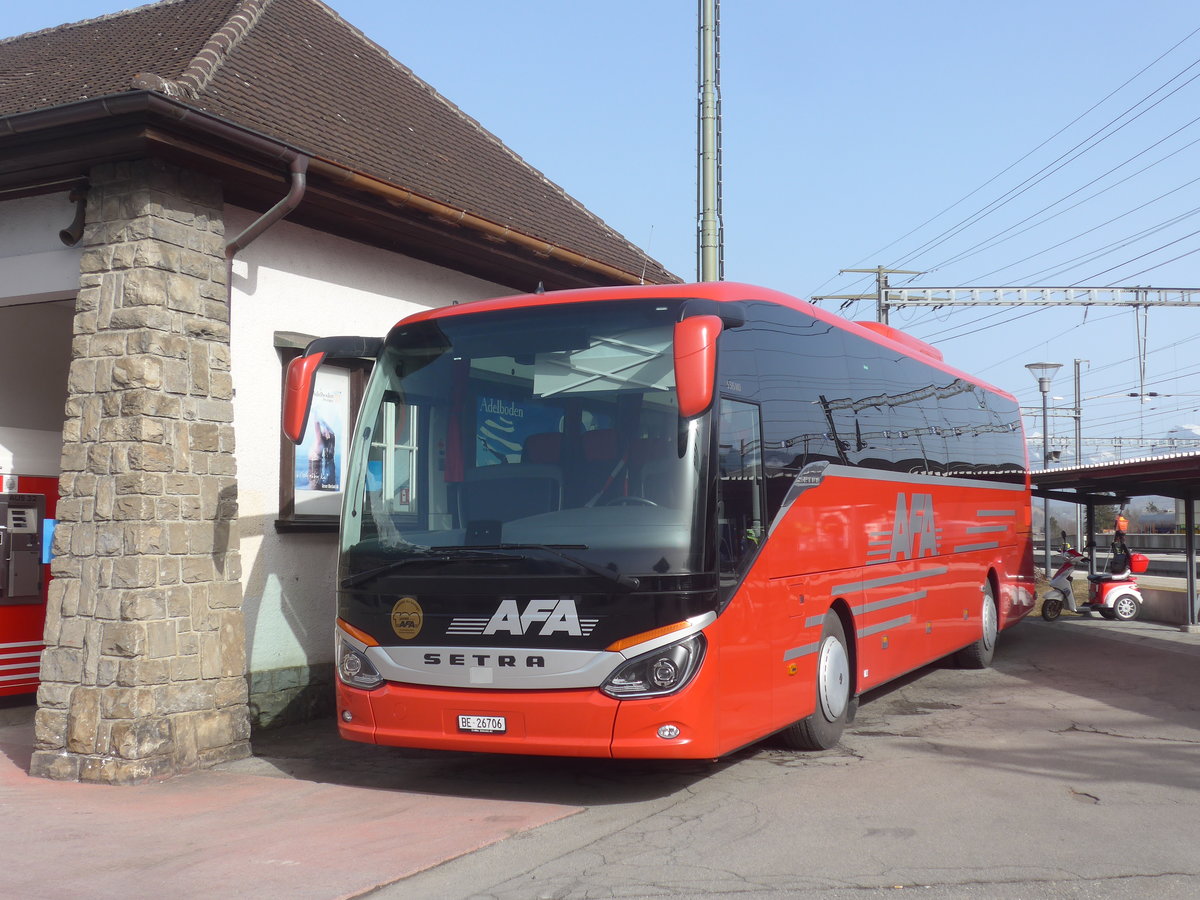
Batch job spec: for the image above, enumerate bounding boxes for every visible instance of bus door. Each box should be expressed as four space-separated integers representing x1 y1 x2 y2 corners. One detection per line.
714 397 775 739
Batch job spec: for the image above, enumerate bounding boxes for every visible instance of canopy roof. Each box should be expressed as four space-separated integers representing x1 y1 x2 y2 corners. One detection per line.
1032 451 1200 503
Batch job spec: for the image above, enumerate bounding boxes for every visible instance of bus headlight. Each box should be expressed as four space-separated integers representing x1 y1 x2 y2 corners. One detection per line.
337 639 384 690
601 633 706 699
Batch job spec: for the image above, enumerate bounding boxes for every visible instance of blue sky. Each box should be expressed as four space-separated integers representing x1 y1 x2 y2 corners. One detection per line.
8 1 1200 460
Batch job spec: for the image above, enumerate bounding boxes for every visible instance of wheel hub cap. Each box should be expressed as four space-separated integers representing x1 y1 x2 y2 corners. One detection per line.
817 635 850 721
982 587 997 651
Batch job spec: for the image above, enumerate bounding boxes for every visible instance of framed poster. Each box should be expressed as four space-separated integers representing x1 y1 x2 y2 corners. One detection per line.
292 366 350 516
276 347 368 532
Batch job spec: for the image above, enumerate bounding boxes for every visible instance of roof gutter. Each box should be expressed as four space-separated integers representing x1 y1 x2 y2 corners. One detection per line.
304 158 647 286
0 91 652 286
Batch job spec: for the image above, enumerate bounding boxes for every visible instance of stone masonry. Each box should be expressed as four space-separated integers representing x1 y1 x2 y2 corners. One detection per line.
31 159 250 784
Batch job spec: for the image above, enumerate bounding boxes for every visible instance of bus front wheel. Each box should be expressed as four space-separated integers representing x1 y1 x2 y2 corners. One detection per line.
779 613 852 751
955 577 998 669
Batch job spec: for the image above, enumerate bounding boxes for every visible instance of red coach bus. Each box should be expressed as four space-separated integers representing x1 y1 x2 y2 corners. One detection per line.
283 282 1034 758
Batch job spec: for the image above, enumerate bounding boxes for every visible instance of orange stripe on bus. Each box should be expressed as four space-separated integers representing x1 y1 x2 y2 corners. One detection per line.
338 618 380 647
606 620 691 653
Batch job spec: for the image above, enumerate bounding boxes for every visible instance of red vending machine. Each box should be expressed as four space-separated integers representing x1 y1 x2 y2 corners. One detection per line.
0 476 57 697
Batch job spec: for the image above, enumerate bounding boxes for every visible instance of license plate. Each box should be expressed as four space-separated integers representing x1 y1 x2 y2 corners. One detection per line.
458 714 506 734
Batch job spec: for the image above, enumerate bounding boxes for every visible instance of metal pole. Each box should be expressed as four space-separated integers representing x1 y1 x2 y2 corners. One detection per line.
1074 359 1085 543
877 270 889 326
697 0 722 282
1086 503 1097 575
1042 385 1052 574
1186 492 1198 630
1026 362 1061 574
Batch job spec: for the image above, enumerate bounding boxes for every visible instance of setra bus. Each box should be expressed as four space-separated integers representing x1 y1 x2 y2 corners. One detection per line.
282 282 1034 758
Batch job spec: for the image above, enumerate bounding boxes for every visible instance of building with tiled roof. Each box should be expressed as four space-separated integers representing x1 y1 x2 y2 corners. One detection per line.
0 0 675 288
0 0 678 784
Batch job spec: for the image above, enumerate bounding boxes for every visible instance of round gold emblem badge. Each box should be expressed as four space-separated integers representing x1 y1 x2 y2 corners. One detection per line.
390 597 423 640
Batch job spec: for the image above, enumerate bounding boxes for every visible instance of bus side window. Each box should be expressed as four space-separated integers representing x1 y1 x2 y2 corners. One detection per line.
717 398 764 571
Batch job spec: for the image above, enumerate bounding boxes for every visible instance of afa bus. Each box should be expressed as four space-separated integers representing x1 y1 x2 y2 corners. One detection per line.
283 282 1035 759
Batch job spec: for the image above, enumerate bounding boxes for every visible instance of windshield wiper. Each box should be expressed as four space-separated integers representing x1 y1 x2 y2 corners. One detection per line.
445 543 641 592
341 548 525 589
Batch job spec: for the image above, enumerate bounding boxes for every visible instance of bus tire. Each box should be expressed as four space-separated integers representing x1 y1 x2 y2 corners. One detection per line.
779 613 851 751
955 577 998 669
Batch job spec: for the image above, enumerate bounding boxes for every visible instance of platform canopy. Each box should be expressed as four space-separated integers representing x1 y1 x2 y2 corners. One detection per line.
1031 450 1200 505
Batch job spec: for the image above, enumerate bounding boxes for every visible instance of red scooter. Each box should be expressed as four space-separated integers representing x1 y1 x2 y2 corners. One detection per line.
1040 535 1085 621
1041 530 1148 622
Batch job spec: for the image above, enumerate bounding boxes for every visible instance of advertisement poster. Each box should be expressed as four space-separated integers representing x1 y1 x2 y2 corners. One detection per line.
475 396 562 466
293 367 349 515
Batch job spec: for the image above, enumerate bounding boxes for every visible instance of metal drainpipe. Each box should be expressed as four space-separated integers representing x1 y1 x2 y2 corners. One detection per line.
224 154 309 290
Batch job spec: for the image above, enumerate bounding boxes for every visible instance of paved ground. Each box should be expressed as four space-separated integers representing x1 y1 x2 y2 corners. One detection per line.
0 705 580 899
385 615 1200 899
2 614 1198 899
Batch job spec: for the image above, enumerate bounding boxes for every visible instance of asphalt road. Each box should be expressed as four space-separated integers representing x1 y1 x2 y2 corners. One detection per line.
304 616 1200 900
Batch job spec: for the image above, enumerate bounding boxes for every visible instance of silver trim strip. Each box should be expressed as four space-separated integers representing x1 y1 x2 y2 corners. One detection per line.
966 525 1008 534
352 611 718 691
977 509 1018 517
372 645 623 690
784 641 821 661
856 590 923 616
822 464 1028 492
0 641 44 650
858 615 912 638
953 541 1001 553
833 566 949 595
768 462 832 534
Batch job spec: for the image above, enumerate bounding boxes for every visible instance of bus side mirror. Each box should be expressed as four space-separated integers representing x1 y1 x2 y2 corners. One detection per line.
282 352 326 444
281 335 384 444
674 314 723 418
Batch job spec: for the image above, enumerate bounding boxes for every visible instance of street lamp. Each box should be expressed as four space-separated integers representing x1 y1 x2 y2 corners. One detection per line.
1026 362 1062 575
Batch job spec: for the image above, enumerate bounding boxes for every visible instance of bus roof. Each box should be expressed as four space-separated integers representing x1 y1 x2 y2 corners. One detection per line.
394 282 1017 402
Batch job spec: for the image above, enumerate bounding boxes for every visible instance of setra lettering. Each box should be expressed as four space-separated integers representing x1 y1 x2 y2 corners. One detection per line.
422 653 546 668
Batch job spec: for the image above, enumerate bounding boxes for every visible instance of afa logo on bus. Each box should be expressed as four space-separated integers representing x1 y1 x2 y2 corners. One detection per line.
887 493 940 562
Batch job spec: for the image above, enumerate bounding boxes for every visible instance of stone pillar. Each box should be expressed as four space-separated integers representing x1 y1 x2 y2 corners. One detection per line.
31 159 250 784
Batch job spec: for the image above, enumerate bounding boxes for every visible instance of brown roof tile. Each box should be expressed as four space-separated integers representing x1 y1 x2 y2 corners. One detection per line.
0 0 676 284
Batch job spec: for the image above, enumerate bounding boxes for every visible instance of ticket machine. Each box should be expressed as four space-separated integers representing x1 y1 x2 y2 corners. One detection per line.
1 493 45 603
0 478 56 697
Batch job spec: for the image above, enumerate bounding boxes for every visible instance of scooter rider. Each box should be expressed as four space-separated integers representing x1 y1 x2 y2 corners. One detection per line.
1104 514 1132 578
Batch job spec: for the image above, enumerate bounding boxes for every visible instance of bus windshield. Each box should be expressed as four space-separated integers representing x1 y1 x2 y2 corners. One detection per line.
341 299 712 583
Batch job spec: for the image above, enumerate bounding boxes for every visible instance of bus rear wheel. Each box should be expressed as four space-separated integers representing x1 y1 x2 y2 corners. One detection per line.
779 613 852 751
955 577 998 669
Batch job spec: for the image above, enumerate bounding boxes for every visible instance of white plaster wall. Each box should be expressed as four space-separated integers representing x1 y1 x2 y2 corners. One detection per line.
0 193 84 307
227 206 512 674
0 194 78 475
0 302 73 475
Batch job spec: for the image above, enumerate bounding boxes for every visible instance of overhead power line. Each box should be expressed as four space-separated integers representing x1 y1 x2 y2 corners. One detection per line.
842 25 1200 274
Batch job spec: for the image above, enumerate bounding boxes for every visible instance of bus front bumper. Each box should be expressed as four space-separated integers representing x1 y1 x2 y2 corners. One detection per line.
336 679 719 759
